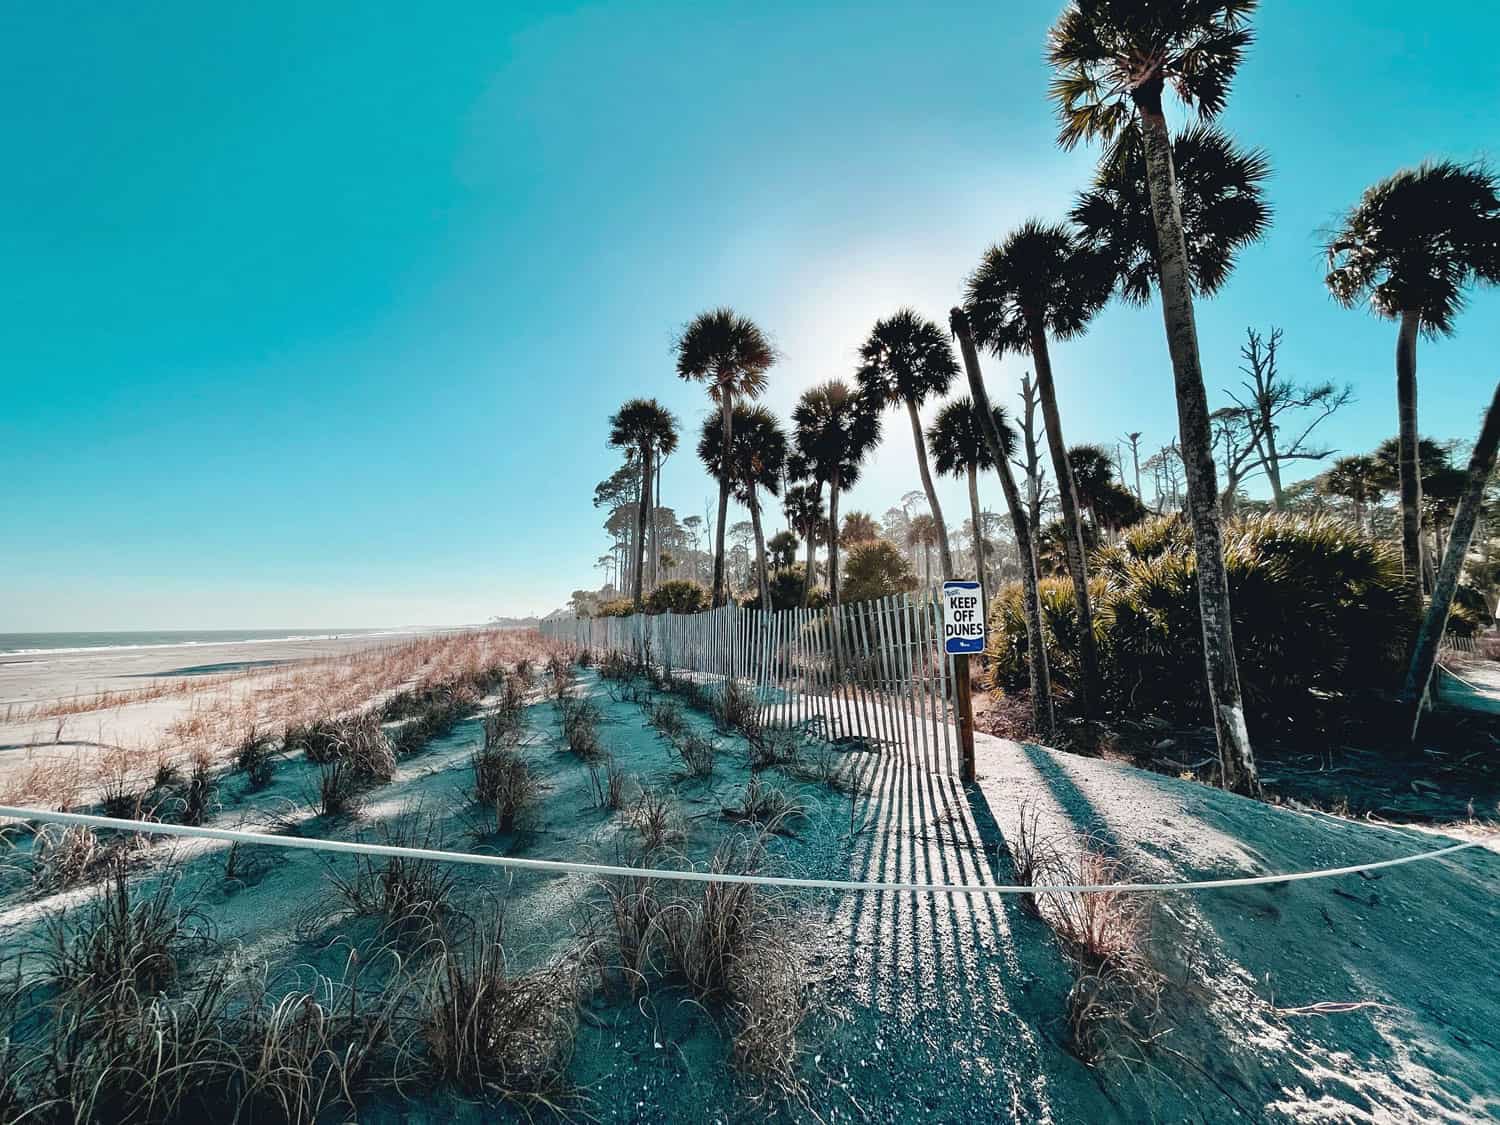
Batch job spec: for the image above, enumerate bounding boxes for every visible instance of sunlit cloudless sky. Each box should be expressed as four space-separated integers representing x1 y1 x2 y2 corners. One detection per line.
3 1 1497 628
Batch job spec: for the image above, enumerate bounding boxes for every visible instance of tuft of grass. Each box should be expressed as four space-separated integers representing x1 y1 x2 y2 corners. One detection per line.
556 696 605 763
546 654 574 699
721 777 802 835
234 728 277 788
152 750 182 790
574 647 595 668
1006 802 1053 918
630 788 683 854
471 744 542 834
587 755 628 812
290 714 395 781
179 750 216 826
1029 838 1164 1062
418 913 581 1109
40 857 213 999
671 732 717 780
712 678 759 736
746 725 801 772
31 824 111 892
325 811 459 942
311 759 359 818
643 698 688 742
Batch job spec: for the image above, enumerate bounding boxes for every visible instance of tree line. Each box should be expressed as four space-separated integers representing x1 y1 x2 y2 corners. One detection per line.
574 1 1500 794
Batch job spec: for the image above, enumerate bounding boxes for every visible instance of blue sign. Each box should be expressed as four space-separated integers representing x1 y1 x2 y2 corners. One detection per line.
942 580 985 655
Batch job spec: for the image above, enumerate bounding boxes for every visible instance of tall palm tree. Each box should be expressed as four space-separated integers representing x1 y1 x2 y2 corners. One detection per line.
949 307 1054 738
1066 443 1117 530
855 311 959 580
697 404 787 611
1324 160 1500 601
839 510 879 545
792 380 882 607
782 480 826 606
966 222 1112 715
928 396 1016 617
675 308 776 607
1049 0 1265 794
607 398 679 612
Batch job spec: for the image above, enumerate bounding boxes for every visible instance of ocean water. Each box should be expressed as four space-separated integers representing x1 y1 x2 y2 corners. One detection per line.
0 629 394 656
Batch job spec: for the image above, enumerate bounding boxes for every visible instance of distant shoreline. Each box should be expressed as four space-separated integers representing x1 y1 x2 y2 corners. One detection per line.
0 626 464 658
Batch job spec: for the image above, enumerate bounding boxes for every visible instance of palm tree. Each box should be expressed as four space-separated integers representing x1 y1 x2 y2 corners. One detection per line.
839 510 879 545
966 222 1112 715
697 404 787 611
1049 0 1264 794
928 397 1016 617
792 380 882 607
1066 443 1116 529
675 309 776 607
782 481 826 606
949 307 1054 738
855 311 959 580
1405 383 1500 734
1324 160 1500 601
1318 455 1383 534
906 514 938 586
607 398 679 612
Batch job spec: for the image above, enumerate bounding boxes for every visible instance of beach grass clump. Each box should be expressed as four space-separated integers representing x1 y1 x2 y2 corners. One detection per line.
746 724 801 772
671 732 717 780
630 788 683 854
556 696 605 763
597 649 634 683
1029 838 1164 1062
31 824 112 892
574 647 595 668
644 698 688 742
233 728 276 788
325 811 459 942
586 755 628 811
721 777 802 835
470 745 541 834
546 654 574 699
290 714 396 783
178 750 216 826
418 915 581 1108
41 858 213 1000
712 678 759 736
312 759 359 818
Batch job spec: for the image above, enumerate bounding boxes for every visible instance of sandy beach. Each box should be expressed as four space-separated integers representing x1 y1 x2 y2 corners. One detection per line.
0 627 543 810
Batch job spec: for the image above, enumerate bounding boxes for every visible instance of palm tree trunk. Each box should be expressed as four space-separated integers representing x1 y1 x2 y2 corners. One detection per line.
906 400 954 579
968 464 988 618
828 468 843 607
1395 309 1424 602
651 456 663 592
712 393 734 607
1132 84 1259 796
749 486 771 611
632 444 652 612
1404 380 1500 734
951 307 1054 738
1029 323 1100 715
803 483 821 607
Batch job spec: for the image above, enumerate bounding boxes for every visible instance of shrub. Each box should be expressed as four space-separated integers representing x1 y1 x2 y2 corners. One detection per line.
986 513 1419 725
738 567 826 611
840 539 918 603
646 579 710 615
595 598 635 618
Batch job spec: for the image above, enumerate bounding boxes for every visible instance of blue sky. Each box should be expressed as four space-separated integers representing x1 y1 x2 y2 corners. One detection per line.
2 1 1497 629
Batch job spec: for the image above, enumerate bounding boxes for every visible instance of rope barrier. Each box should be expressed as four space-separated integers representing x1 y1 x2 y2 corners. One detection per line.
1 805 1493 897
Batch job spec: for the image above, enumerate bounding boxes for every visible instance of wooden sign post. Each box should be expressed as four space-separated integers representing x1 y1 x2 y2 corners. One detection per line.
941 581 984 785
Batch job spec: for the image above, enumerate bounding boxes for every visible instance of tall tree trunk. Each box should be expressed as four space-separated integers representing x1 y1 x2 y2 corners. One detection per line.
712 392 734 607
803 483 821 607
907 400 954 579
1396 309 1424 603
1020 374 1044 546
968 463 988 618
1130 436 1143 502
632 445 652 612
651 456 663 592
828 468 843 607
1404 380 1500 735
749 486 771 611
951 308 1054 738
1029 323 1100 716
1133 83 1259 796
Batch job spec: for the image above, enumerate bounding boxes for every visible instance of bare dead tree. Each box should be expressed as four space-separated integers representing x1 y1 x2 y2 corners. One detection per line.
1228 327 1352 510
1014 373 1049 545
1210 405 1264 517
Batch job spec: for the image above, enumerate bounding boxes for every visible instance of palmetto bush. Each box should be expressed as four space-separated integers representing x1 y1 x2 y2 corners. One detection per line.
645 578 710 614
987 513 1417 724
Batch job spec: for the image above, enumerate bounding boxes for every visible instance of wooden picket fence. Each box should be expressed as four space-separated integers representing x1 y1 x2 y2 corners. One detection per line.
541 594 966 776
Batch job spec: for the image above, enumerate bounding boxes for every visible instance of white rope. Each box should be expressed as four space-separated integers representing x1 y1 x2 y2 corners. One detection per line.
2 805 1494 896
